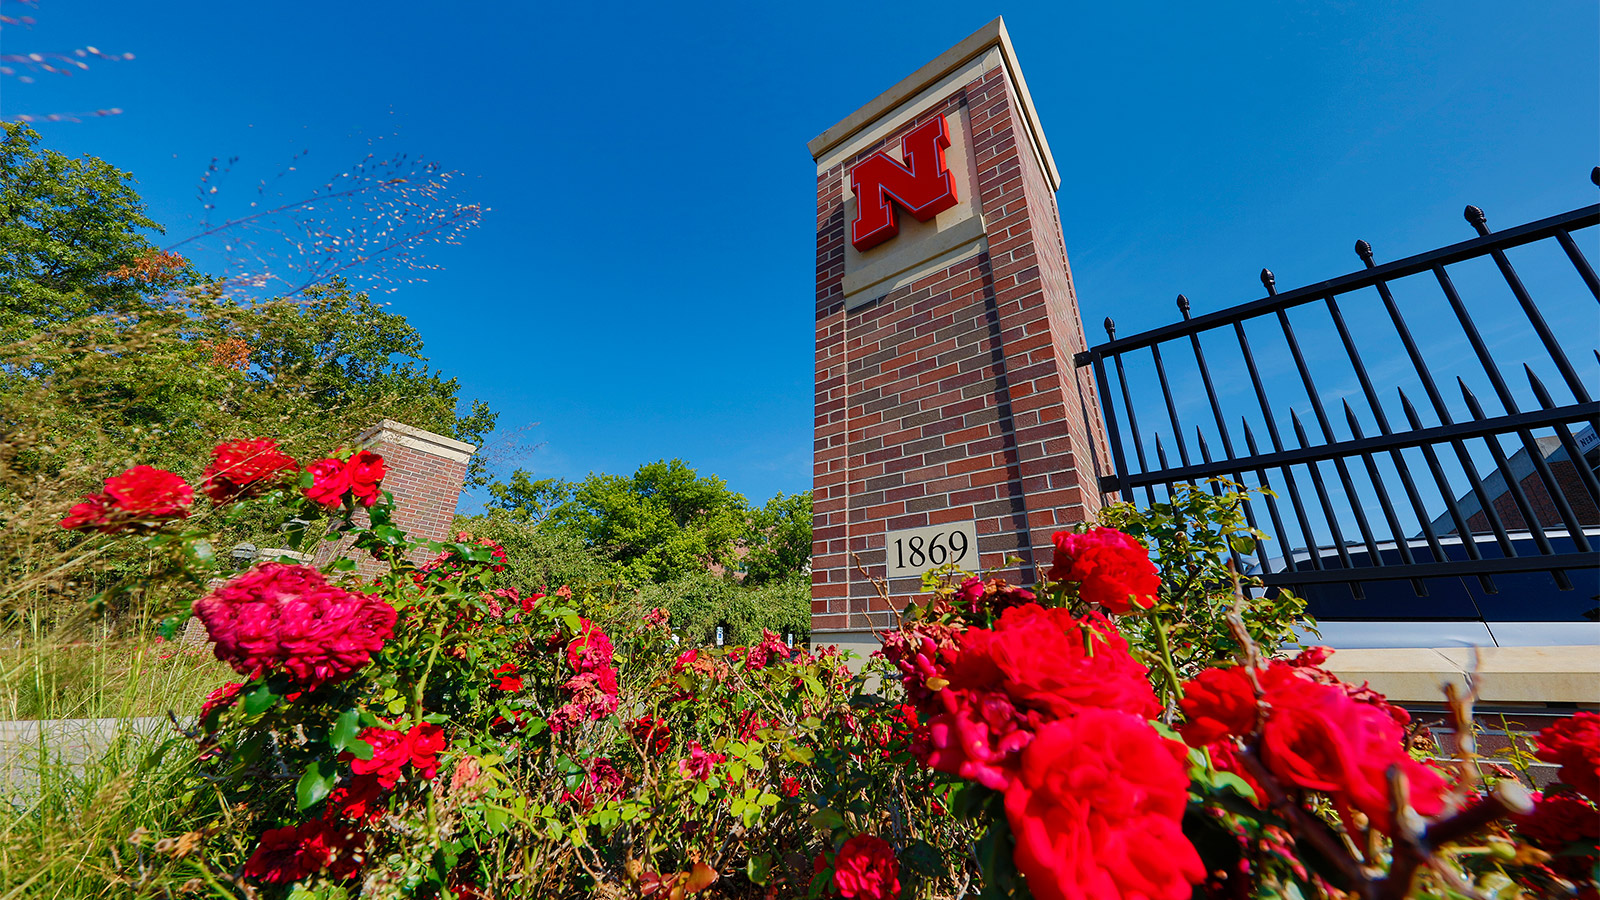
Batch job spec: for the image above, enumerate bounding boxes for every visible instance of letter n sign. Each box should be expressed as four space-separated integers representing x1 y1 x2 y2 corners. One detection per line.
849 116 960 252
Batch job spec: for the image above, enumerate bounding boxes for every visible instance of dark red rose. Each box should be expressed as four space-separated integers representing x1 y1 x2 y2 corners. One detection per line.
202 438 298 503
492 663 523 692
103 465 194 518
302 457 351 507
327 774 386 823
629 715 672 755
345 450 386 506
830 834 900 900
1535 712 1600 802
1047 527 1160 614
246 818 364 882
1178 665 1259 746
1003 708 1203 900
1516 790 1600 854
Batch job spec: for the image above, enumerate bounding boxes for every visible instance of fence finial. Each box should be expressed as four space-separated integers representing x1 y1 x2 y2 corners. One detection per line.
1103 317 1116 340
1524 364 1554 408
1176 294 1191 319
1591 166 1599 187
1464 205 1490 236
1342 399 1365 438
1354 239 1375 268
1458 377 1486 419
1260 268 1277 295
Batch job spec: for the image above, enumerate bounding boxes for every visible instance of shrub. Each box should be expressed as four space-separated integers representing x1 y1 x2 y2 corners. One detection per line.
17 451 1591 900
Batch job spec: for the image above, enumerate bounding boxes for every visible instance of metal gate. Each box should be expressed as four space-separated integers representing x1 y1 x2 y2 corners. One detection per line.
1074 172 1599 604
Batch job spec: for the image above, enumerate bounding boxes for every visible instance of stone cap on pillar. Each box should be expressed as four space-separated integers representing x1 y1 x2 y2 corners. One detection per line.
807 16 1060 191
356 419 476 464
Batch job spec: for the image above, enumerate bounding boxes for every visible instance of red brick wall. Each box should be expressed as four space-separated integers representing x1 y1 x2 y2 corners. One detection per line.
1465 458 1600 533
812 64 1111 636
367 440 471 559
314 421 475 576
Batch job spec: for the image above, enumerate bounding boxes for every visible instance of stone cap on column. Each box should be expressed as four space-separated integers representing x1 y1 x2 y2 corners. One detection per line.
806 16 1060 191
356 419 476 463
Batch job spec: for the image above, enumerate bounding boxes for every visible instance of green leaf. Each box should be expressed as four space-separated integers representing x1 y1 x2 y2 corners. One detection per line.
807 808 845 832
156 617 182 641
330 708 361 751
483 806 509 834
242 684 279 716
296 761 337 810
343 738 374 761
746 854 772 885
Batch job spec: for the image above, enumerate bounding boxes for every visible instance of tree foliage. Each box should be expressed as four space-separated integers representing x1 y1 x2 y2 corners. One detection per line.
488 461 811 588
0 123 169 343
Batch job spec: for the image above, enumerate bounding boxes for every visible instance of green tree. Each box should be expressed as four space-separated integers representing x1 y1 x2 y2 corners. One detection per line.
537 460 752 585
741 490 812 585
0 123 172 344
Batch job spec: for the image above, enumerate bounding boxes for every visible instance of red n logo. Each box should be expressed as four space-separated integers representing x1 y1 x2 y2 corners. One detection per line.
849 116 960 252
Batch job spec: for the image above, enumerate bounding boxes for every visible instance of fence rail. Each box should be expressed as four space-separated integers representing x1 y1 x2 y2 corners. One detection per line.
1075 171 1600 602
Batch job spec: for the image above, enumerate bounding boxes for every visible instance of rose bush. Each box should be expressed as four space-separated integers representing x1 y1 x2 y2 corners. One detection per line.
56 453 1584 899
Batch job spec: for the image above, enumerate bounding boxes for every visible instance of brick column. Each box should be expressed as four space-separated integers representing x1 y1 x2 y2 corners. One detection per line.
307 419 477 576
809 18 1112 656
357 419 475 557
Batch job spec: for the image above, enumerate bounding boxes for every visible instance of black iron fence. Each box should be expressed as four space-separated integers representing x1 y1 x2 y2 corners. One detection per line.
1075 172 1600 606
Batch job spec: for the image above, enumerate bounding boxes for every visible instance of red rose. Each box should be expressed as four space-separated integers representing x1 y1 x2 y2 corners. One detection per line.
345 450 386 506
980 604 1159 721
566 619 615 673
918 604 1157 791
302 457 351 507
1534 712 1600 802
243 818 364 884
202 438 298 503
104 465 194 518
744 628 793 670
677 741 725 782
1178 665 1259 746
327 774 386 823
560 757 626 810
1258 667 1447 833
345 722 445 788
629 715 672 755
781 776 802 797
830 834 901 900
59 493 113 531
1517 790 1600 853
243 822 327 884
1003 708 1203 900
199 681 244 725
193 563 396 688
492 663 523 692
61 466 193 532
1047 527 1160 614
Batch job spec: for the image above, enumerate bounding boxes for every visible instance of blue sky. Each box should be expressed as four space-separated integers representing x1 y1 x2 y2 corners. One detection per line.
3 1 1595 513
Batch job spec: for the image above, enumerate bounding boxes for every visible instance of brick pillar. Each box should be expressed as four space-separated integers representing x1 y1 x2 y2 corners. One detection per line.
357 419 476 558
809 18 1112 656
307 419 477 576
